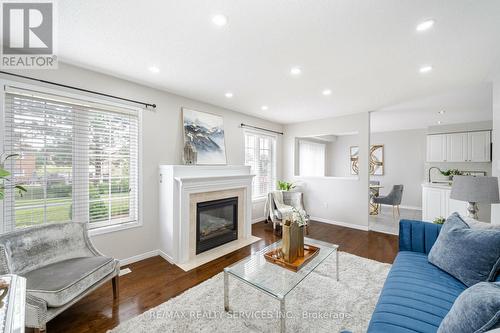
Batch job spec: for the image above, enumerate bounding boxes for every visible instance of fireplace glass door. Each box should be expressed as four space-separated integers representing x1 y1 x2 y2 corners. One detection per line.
196 197 238 254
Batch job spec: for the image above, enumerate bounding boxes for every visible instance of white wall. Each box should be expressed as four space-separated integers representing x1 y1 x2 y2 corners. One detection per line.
0 63 283 260
326 134 358 178
283 112 370 230
370 129 427 209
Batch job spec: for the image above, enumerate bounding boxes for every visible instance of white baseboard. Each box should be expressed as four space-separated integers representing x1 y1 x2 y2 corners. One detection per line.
399 205 422 211
157 250 175 264
252 216 266 224
117 216 372 267
119 250 159 266
369 227 399 236
310 216 369 231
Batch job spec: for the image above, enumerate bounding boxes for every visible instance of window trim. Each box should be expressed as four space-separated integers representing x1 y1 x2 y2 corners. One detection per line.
243 129 277 200
0 79 143 234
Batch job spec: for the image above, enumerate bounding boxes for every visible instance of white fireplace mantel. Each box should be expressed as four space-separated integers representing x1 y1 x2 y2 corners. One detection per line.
158 165 259 271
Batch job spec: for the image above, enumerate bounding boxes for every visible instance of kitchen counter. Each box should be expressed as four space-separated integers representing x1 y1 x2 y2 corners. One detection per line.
422 182 452 190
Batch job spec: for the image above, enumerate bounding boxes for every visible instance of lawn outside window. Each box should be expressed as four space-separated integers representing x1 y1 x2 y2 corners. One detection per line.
0 83 141 232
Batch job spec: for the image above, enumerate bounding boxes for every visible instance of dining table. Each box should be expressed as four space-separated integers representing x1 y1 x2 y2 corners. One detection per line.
369 184 383 215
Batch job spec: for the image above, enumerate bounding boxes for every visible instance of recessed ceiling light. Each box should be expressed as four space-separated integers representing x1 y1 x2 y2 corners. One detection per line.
212 14 228 26
416 19 435 32
224 92 233 98
261 105 269 111
290 67 302 75
438 110 445 115
322 89 332 96
419 65 433 74
148 66 160 73
437 121 442 125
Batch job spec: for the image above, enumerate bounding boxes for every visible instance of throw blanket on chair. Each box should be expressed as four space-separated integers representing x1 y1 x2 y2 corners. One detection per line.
265 191 293 223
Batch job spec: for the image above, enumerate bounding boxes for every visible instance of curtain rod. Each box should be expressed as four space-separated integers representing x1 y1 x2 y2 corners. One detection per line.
0 71 156 109
240 123 283 135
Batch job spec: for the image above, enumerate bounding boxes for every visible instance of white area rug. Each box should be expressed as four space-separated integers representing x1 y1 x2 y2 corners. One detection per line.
110 252 391 333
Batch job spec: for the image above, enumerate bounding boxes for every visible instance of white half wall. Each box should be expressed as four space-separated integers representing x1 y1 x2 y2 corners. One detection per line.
0 63 283 260
283 112 370 230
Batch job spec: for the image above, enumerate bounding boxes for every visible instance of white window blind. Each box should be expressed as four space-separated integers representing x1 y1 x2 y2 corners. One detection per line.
299 140 325 176
244 131 276 198
2 88 139 231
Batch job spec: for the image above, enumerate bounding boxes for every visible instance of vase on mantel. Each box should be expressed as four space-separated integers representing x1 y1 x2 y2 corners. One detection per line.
183 141 197 165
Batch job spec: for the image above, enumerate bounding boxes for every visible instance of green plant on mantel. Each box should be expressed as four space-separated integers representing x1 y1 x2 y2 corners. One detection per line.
0 154 27 200
433 216 446 224
277 181 295 191
440 169 463 177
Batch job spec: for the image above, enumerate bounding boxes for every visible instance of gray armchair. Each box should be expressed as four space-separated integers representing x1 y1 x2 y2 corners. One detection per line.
265 191 309 234
0 222 120 332
372 184 404 217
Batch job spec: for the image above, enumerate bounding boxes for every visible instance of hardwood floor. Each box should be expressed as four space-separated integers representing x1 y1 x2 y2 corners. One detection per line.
47 221 398 333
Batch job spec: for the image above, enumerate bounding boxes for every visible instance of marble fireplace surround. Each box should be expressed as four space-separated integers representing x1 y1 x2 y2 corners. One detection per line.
158 165 260 272
189 188 245 260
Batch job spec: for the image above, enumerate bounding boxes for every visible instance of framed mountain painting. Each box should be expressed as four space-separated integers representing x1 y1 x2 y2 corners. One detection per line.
182 108 227 164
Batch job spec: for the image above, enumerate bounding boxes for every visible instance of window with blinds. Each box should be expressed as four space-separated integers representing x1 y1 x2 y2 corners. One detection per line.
1 87 140 231
244 131 276 198
298 140 325 177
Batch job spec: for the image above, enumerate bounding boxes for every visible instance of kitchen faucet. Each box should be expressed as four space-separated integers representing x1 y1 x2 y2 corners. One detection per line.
428 166 442 183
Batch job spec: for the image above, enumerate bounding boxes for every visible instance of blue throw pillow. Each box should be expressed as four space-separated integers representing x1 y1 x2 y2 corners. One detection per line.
438 282 500 333
428 212 500 287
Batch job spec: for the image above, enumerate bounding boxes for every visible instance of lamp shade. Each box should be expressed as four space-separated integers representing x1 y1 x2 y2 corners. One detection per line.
450 176 500 204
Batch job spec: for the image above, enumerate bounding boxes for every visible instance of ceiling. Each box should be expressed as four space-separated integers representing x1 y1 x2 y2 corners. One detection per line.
371 83 493 132
57 0 500 124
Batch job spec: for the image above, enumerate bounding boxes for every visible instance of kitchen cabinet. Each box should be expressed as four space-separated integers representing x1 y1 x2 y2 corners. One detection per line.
467 131 491 162
426 134 447 162
426 131 491 162
422 184 468 222
446 133 468 162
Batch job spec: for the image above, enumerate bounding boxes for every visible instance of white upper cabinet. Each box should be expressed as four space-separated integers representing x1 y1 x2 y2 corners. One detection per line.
426 131 491 162
427 134 447 162
467 131 491 162
446 133 468 162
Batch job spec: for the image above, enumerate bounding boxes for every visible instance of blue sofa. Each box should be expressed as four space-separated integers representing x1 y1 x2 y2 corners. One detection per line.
367 219 499 333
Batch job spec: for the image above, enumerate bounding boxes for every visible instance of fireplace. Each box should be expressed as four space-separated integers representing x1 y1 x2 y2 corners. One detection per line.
196 197 238 254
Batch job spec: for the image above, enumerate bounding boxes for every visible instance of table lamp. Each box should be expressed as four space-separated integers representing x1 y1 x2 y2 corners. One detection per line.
450 176 500 219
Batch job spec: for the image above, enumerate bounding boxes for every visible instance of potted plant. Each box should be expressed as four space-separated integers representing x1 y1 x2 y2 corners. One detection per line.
277 181 295 191
433 216 446 224
440 169 463 181
0 154 27 200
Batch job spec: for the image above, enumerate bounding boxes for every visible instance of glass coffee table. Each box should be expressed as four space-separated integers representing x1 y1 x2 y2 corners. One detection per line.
223 237 339 333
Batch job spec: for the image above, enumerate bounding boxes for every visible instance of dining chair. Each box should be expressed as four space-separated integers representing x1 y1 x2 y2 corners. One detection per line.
372 185 404 218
